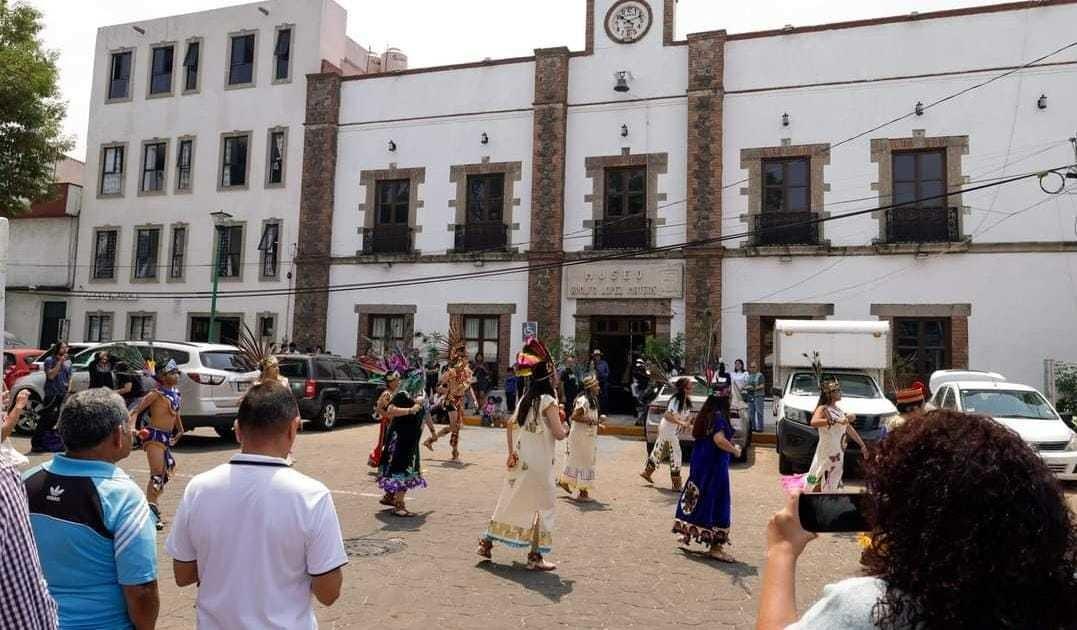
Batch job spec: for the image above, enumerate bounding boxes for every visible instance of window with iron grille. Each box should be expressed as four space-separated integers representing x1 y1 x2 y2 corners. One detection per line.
228 34 255 85
463 316 499 369
466 173 504 223
375 179 409 225
220 135 248 188
762 158 810 212
128 314 155 341
169 226 186 279
217 225 242 278
182 41 199 91
86 314 113 343
100 146 124 195
141 142 166 193
93 230 118 280
176 139 193 191
267 131 285 185
893 150 946 209
134 228 160 279
368 315 405 357
258 222 280 278
149 45 174 95
274 28 291 81
894 318 951 383
258 315 276 339
604 166 646 218
108 51 132 100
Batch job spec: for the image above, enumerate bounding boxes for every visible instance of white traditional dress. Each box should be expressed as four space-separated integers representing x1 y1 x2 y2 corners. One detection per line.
484 394 558 553
805 404 848 492
559 394 599 492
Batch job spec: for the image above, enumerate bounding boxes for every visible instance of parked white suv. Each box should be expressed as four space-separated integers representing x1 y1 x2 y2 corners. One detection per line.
13 341 258 441
927 370 1077 480
644 377 752 463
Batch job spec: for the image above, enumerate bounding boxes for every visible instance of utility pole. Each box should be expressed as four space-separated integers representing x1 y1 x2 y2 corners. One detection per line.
208 210 233 343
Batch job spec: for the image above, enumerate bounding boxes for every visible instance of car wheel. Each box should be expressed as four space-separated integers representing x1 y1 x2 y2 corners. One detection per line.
14 393 40 435
313 400 338 431
214 426 237 442
778 448 794 475
736 428 752 464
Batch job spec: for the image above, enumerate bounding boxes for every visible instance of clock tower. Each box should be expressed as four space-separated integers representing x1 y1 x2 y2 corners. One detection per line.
587 0 677 51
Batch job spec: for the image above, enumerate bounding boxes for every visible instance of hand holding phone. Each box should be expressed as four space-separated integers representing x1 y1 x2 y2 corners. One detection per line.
798 492 871 533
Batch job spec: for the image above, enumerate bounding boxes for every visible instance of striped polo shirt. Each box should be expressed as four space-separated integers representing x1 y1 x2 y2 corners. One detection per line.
23 455 157 630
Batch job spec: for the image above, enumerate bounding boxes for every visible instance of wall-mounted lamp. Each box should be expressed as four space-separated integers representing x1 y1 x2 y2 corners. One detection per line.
387 140 397 152
914 101 924 116
1037 94 1048 110
131 25 145 35
614 70 631 93
620 124 629 138
481 132 489 144
781 112 790 127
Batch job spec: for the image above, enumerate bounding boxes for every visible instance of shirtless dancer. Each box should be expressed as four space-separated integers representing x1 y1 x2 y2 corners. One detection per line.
128 359 184 530
424 342 475 462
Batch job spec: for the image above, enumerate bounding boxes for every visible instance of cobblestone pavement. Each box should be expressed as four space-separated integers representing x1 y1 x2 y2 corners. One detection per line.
14 424 867 629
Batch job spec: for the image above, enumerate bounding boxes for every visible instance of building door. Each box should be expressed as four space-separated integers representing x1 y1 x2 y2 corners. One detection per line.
189 316 242 345
589 316 654 414
39 302 67 348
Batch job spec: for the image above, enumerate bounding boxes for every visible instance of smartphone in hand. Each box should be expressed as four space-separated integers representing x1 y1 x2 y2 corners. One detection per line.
798 492 871 533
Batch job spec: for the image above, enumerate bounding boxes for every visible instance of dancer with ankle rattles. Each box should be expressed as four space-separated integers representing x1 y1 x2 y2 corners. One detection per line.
557 373 605 502
423 327 475 462
641 375 693 491
478 337 567 571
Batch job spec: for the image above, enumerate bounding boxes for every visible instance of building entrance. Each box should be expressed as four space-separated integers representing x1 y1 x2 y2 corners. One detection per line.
589 316 654 414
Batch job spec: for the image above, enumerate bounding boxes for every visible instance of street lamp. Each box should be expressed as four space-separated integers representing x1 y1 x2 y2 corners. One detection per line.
208 210 233 344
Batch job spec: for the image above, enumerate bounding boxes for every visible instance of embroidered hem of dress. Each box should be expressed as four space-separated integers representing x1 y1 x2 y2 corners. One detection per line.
484 519 552 553
377 474 427 494
673 519 729 546
558 468 596 491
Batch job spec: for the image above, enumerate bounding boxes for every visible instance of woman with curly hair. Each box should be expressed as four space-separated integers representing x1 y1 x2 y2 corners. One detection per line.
757 409 1077 629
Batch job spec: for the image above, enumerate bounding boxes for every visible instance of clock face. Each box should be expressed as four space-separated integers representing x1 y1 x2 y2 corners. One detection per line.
605 0 653 44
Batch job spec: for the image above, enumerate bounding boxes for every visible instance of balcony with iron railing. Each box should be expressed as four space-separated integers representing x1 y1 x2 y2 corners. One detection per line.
750 211 821 247
361 224 413 255
884 207 961 244
593 215 652 250
453 221 508 253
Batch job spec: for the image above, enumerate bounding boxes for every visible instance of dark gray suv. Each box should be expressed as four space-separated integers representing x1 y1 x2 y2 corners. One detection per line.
277 354 382 430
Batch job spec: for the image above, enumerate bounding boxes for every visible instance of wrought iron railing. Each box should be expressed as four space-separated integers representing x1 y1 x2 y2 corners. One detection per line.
593 215 651 250
751 211 820 247
453 221 508 253
884 207 961 243
361 224 413 255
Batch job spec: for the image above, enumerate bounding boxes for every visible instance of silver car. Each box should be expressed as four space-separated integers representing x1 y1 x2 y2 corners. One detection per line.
643 377 752 463
10 342 97 434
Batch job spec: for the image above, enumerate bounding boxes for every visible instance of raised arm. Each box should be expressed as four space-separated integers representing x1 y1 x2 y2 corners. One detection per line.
128 391 157 422
809 406 831 429
543 401 568 441
2 389 29 441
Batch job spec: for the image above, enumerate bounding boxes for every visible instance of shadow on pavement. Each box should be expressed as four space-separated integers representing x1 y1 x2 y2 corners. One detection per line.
677 548 759 594
374 509 433 531
557 496 612 512
426 459 476 469
474 560 576 602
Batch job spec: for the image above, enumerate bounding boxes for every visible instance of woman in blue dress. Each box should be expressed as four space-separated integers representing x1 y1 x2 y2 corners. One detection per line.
673 383 742 562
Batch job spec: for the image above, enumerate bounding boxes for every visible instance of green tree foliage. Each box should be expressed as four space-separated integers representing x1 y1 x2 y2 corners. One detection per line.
1055 363 1077 415
0 0 72 215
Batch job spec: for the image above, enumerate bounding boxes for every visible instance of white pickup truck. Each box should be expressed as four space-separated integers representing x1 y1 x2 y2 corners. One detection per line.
773 320 900 475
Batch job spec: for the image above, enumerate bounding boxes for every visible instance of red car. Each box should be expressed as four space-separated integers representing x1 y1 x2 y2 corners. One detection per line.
4 348 43 390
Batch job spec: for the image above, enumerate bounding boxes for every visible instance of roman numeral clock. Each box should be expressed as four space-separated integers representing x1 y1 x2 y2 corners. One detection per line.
605 0 654 44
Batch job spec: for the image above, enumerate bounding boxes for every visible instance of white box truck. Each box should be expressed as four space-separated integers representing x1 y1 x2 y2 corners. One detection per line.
773 320 900 475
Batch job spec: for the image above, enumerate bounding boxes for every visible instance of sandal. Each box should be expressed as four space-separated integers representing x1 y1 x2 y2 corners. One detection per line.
378 494 395 507
708 547 736 563
477 538 493 559
392 507 416 517
526 552 556 572
423 437 436 452
556 480 572 494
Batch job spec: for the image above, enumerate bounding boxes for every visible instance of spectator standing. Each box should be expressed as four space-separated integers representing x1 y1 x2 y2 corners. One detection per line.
23 389 159 630
166 382 347 629
503 365 518 415
473 353 491 409
89 351 117 390
559 355 581 411
0 448 58 629
590 350 610 410
746 361 766 432
32 342 71 453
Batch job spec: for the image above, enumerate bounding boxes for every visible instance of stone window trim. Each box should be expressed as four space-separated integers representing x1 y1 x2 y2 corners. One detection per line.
870 303 971 371
129 223 164 284
743 303 834 389
137 138 170 197
272 24 295 85
217 130 253 192
85 311 115 343
739 143 832 248
255 311 278 340
105 47 136 104
573 299 673 358
582 148 669 248
212 219 247 283
167 222 189 283
357 164 426 255
126 311 157 341
353 305 417 357
446 303 516 379
181 37 203 95
89 225 122 285
145 41 178 100
97 142 129 199
225 29 258 90
447 158 523 252
174 135 196 195
870 131 970 242
264 126 288 189
258 218 284 281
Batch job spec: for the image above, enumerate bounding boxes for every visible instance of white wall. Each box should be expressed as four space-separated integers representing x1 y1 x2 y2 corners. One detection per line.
5 293 45 348
8 218 77 288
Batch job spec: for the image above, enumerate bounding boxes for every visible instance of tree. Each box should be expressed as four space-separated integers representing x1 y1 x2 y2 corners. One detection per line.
0 0 72 215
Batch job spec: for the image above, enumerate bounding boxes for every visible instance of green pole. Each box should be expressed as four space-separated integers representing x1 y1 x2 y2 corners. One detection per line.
209 226 221 344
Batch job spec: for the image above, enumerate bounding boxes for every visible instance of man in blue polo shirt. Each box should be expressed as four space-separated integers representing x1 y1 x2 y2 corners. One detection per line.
23 388 159 629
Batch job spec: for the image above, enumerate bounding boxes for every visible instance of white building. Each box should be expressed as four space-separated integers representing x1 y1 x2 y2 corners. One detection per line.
285 0 1077 411
69 0 405 347
5 157 84 348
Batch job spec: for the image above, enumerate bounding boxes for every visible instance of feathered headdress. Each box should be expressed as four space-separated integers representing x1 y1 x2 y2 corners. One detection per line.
644 359 671 387
238 323 277 372
358 342 425 395
514 336 553 379
803 351 838 393
109 343 158 381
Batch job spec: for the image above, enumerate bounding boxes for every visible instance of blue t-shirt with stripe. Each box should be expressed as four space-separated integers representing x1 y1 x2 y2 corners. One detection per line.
23 454 157 630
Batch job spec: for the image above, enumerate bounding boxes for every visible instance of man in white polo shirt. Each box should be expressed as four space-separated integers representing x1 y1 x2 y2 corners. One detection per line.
165 382 347 629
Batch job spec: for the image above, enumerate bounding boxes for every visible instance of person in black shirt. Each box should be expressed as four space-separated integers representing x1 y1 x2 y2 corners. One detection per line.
88 351 116 390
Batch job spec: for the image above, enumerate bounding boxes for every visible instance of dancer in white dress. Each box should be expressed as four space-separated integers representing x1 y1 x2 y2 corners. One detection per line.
805 379 867 492
557 374 605 501
478 337 568 571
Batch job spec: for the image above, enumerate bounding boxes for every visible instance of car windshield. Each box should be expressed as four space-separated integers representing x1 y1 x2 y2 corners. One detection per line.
961 389 1058 420
200 351 251 372
278 358 308 379
658 378 708 398
790 373 880 398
